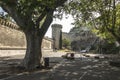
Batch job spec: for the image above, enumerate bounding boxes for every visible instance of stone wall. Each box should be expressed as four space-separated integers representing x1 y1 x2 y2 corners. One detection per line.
0 25 26 48
0 25 52 49
42 37 53 49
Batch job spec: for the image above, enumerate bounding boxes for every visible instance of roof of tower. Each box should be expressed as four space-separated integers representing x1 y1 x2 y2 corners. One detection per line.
51 24 62 29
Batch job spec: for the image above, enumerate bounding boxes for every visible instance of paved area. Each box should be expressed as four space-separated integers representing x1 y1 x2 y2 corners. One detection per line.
47 57 120 80
0 50 120 80
0 49 66 80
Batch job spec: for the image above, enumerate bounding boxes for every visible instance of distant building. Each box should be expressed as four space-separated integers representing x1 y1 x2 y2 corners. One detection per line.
52 24 62 50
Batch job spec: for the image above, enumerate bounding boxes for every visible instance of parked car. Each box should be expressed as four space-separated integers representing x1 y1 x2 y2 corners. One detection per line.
80 50 87 53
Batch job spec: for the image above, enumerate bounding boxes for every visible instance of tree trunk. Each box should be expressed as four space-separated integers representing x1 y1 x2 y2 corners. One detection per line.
21 31 43 70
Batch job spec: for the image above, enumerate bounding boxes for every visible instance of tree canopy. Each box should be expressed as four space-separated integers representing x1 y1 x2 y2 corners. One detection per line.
64 0 120 44
0 0 67 70
0 0 66 32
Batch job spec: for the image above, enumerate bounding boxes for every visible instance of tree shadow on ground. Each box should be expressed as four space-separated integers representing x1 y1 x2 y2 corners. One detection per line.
0 57 64 79
47 57 120 80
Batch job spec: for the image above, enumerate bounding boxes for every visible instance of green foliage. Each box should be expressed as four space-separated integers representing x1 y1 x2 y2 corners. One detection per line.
98 41 120 54
62 39 70 49
0 0 67 31
65 0 120 44
92 3 120 43
59 30 62 49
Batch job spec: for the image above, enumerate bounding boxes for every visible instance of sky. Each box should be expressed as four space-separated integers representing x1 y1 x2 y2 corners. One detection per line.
0 7 74 38
45 15 74 38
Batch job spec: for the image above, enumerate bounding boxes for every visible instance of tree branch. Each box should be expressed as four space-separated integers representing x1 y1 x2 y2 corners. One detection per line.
112 0 116 30
36 12 46 29
39 10 54 37
1 4 26 29
55 0 67 8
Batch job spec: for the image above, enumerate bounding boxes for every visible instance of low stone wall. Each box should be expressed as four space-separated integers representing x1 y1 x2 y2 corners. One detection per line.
0 50 25 57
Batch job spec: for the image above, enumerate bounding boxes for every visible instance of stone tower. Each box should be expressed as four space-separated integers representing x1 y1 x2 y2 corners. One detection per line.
52 24 62 50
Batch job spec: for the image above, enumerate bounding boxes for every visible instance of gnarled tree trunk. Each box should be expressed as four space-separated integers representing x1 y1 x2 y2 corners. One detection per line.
21 31 43 70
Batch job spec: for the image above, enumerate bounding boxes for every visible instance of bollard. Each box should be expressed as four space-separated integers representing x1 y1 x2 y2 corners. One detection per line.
71 53 74 57
70 53 75 59
44 57 49 67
